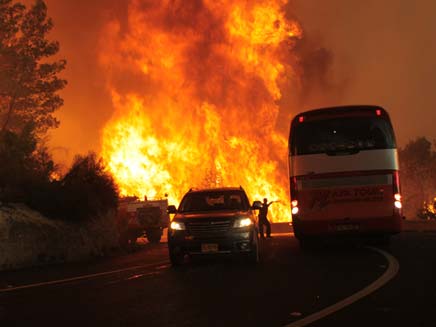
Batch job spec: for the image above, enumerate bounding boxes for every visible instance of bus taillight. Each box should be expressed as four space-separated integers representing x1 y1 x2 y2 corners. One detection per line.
394 194 402 209
290 177 299 214
291 200 299 215
393 171 402 210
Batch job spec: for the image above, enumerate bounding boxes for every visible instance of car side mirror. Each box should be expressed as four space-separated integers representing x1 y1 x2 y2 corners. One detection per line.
167 205 177 214
252 201 262 210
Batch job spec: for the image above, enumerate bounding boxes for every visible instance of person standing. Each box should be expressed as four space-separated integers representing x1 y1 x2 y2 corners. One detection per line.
258 198 276 238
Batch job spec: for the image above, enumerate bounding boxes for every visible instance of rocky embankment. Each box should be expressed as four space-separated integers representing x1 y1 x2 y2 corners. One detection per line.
0 204 119 271
1 204 435 272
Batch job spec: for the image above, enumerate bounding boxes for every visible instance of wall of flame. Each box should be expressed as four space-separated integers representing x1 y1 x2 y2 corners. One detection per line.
99 0 303 222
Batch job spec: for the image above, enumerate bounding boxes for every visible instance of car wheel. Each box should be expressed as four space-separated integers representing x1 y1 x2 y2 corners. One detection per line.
246 241 259 264
169 246 185 266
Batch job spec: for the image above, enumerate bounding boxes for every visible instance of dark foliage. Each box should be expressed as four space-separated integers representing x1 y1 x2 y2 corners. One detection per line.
0 0 67 135
0 129 119 221
58 153 119 222
399 137 436 219
0 2 118 222
0 123 55 202
25 153 119 222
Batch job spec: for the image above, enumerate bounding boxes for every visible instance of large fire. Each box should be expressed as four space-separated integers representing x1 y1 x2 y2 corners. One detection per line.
99 0 303 222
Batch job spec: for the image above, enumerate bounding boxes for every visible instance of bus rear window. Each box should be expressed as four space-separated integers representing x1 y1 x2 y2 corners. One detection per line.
291 117 396 155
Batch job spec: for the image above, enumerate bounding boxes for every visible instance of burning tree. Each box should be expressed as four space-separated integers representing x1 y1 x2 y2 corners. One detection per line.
99 0 305 221
0 0 66 135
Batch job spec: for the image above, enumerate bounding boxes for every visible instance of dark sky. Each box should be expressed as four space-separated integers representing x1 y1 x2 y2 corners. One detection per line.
35 0 436 163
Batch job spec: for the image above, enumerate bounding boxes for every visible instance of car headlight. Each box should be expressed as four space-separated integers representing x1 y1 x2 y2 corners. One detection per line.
170 221 186 230
233 217 253 228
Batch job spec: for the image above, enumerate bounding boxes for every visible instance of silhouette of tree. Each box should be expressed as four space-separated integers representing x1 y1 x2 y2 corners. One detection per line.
0 0 63 204
0 122 55 202
0 0 66 135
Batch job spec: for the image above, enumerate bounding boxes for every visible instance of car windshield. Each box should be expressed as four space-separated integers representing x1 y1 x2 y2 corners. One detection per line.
178 190 250 212
291 116 396 155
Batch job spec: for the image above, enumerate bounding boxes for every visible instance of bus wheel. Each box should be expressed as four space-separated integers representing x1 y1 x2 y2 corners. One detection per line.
370 235 391 247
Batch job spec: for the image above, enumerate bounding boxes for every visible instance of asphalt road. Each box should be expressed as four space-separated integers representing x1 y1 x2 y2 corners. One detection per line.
1 231 435 327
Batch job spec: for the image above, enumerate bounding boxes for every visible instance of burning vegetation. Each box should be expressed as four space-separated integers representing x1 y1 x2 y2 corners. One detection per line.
99 0 303 222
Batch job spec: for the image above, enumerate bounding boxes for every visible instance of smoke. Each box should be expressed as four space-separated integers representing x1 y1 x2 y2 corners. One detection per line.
44 0 337 166
291 0 436 145
43 0 436 173
99 1 305 147
44 0 128 165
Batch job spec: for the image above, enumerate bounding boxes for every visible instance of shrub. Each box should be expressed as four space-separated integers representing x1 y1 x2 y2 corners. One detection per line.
58 153 119 222
0 130 119 222
0 125 55 203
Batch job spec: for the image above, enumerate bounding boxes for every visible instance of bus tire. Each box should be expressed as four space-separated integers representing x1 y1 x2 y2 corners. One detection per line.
298 238 313 251
370 235 391 247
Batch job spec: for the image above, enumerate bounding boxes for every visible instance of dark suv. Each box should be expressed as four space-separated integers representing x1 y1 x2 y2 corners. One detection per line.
167 187 261 266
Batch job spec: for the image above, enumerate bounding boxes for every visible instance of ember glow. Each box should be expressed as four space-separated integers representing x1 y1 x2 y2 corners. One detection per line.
100 0 303 222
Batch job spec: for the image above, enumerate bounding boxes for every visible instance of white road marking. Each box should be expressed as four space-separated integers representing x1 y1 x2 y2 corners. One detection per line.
284 246 400 327
0 260 170 293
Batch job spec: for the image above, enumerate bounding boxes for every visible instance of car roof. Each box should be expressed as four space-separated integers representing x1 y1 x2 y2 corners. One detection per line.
187 186 245 193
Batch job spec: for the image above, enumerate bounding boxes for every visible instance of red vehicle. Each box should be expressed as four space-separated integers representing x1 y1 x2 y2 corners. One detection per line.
288 105 402 247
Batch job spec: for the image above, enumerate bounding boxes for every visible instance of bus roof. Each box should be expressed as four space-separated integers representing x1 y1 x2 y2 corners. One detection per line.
292 105 390 123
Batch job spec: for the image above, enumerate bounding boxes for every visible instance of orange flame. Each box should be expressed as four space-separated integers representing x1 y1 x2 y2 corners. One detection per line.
100 0 302 222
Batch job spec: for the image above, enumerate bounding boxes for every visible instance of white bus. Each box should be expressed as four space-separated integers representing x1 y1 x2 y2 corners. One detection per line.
288 105 402 246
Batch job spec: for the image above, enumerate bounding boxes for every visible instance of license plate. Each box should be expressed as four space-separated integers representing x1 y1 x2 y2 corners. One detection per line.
335 224 359 232
201 243 218 253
